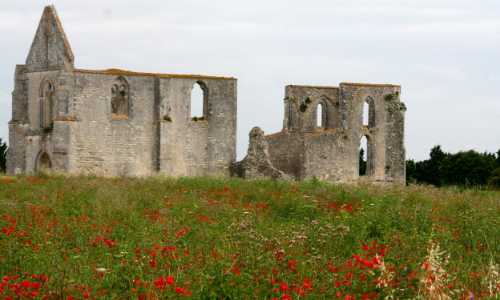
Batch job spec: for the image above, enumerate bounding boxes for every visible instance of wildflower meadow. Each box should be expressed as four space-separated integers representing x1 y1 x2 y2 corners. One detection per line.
0 176 499 299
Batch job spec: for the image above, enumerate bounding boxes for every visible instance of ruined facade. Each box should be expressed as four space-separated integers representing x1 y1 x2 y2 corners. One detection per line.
7 6 237 177
8 6 406 184
235 84 407 184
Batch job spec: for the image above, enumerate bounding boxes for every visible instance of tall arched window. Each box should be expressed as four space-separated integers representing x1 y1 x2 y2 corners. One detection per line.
191 81 208 120
40 81 55 129
359 135 374 176
316 102 325 128
359 136 368 176
111 77 130 118
363 97 375 127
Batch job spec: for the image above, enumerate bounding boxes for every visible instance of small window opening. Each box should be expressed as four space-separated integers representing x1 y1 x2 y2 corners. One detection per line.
363 97 375 127
40 81 55 129
316 102 324 128
363 101 369 126
111 77 129 119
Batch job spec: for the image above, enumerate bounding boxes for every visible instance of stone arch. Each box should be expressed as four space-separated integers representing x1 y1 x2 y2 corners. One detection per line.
111 76 130 118
39 80 55 129
36 152 52 172
359 134 374 176
190 81 208 120
363 96 376 128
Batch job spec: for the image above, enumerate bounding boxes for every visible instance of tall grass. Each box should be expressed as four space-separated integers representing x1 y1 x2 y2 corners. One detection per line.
0 176 499 299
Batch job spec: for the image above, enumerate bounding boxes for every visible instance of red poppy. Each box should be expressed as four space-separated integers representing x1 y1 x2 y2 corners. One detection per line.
302 278 313 290
175 286 192 296
280 282 289 292
166 276 175 285
175 227 190 239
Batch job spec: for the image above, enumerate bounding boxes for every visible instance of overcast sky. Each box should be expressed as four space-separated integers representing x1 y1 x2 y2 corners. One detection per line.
1 0 499 160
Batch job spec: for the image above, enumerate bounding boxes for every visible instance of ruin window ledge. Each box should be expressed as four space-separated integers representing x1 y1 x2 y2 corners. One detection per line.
54 116 78 122
190 117 207 123
111 114 129 121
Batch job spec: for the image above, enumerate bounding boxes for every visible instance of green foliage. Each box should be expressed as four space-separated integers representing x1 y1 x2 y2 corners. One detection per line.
407 145 499 188
299 103 308 112
0 138 7 173
488 167 500 189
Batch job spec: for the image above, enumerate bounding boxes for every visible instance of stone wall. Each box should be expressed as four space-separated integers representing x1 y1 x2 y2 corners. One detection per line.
238 83 407 185
266 131 304 179
7 6 237 177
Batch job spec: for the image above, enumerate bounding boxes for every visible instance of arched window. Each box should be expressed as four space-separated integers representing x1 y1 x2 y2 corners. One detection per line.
363 97 375 127
40 81 55 129
111 77 130 118
359 136 368 176
316 102 325 128
191 81 208 120
37 152 52 172
359 135 374 176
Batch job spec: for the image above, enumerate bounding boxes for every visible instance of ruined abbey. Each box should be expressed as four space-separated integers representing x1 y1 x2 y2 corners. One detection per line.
7 6 407 184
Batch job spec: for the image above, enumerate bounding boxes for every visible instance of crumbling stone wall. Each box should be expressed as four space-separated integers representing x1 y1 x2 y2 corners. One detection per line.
235 83 406 184
8 6 237 177
231 127 289 180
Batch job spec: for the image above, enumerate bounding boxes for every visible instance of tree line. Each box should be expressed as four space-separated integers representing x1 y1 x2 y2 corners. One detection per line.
406 146 500 188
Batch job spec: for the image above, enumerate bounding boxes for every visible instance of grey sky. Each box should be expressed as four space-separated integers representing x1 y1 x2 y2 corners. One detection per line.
1 0 499 160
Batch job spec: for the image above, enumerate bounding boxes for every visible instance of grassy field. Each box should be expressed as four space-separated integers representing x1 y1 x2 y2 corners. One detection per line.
0 176 499 299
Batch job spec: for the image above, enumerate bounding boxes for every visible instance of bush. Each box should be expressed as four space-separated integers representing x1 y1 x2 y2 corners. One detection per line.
488 167 500 189
0 138 7 173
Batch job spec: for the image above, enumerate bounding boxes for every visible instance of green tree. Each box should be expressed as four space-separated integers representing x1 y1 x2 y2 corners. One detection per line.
440 150 496 186
0 138 7 173
488 167 500 188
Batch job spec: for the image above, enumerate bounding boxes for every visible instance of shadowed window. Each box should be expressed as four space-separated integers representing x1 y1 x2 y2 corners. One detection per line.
40 81 55 129
37 152 52 172
111 77 130 118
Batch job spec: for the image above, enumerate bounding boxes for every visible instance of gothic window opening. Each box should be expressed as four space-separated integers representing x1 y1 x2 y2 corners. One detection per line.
359 135 374 176
191 81 208 120
363 97 375 127
40 81 55 129
111 77 130 119
316 102 326 128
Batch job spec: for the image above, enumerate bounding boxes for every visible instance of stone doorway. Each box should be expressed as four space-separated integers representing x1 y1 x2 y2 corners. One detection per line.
37 152 52 172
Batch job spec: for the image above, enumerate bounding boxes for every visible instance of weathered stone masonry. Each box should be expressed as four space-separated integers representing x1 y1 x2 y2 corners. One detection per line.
8 6 406 184
7 6 237 177
234 84 407 184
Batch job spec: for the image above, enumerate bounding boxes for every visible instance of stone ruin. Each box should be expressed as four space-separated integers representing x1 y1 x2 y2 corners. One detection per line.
7 6 407 184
